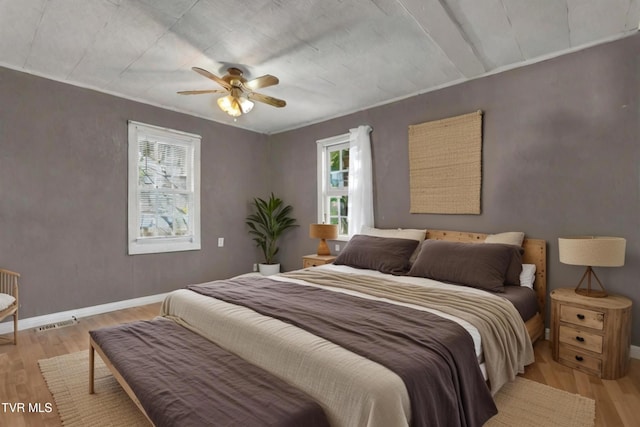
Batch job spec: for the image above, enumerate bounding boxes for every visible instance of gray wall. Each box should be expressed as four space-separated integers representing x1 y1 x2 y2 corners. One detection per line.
0 67 269 319
269 34 640 346
1 33 638 347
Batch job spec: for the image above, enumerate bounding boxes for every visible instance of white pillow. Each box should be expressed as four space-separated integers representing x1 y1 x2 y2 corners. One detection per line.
520 264 536 289
0 293 15 311
360 226 426 242
484 232 525 247
360 226 427 263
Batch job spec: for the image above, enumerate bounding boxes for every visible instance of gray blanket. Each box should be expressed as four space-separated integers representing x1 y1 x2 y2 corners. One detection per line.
189 277 497 427
282 268 535 394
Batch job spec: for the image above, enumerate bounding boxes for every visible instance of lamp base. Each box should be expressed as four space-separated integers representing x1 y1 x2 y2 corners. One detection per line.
574 266 608 298
575 288 607 298
316 239 331 256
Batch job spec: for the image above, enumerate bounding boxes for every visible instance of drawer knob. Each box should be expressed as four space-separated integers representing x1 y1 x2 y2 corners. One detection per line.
576 314 585 320
576 336 585 342
575 355 584 362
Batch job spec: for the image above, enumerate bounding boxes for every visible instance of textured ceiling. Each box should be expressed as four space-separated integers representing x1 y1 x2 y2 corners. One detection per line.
1 0 638 134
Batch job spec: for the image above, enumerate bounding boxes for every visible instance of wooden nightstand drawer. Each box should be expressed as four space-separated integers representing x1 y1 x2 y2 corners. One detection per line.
560 305 604 330
558 343 602 375
302 255 337 268
559 325 603 354
303 259 319 268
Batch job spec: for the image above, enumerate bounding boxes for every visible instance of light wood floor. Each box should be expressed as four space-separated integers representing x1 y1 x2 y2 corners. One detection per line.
0 303 638 427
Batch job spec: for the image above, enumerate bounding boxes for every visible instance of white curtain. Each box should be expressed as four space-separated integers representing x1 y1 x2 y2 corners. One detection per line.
348 125 374 237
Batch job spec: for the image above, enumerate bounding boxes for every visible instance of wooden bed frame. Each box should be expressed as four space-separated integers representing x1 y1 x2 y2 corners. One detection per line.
426 229 547 343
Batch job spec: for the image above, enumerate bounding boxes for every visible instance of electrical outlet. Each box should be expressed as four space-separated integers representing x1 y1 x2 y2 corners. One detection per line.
252 263 258 272
217 237 224 247
335 244 341 252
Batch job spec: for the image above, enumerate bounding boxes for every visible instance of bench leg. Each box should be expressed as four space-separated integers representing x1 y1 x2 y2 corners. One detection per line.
89 343 95 394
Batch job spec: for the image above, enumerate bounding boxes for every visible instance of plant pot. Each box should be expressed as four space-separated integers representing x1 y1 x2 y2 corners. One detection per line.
258 263 280 276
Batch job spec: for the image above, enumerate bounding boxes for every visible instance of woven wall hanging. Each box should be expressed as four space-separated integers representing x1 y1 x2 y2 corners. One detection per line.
408 110 483 214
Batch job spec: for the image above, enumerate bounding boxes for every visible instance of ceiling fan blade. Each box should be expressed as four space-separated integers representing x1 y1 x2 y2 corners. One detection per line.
192 67 231 90
244 74 279 91
247 92 286 108
177 89 227 95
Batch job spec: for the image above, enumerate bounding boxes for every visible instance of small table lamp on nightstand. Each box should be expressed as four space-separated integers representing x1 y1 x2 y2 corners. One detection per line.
558 236 626 298
310 224 338 256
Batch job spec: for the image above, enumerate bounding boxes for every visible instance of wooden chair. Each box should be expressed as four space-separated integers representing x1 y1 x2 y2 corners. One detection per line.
0 269 19 344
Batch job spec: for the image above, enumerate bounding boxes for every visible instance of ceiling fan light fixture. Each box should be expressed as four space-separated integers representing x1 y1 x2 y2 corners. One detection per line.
239 97 254 114
217 95 239 117
181 66 284 117
217 94 254 117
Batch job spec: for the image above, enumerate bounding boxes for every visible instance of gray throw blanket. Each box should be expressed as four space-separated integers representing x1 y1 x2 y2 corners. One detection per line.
189 276 497 427
282 269 535 394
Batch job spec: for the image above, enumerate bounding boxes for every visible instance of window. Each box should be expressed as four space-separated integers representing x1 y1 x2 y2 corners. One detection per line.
317 133 350 239
128 121 201 254
317 126 374 241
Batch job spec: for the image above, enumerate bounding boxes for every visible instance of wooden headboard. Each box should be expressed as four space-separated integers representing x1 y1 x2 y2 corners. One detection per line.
425 229 547 317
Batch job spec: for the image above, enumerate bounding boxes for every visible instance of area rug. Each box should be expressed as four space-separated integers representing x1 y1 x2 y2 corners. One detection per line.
39 351 150 426
485 376 595 427
39 351 595 427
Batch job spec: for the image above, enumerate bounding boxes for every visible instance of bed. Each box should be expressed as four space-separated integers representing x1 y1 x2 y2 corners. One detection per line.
90 228 547 427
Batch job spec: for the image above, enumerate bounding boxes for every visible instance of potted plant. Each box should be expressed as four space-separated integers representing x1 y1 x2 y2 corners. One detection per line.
246 193 298 275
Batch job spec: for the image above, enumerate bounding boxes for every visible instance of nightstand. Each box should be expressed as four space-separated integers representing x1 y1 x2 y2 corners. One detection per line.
551 287 632 379
302 254 337 268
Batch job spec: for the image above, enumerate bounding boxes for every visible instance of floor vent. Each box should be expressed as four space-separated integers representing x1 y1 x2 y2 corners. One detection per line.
35 317 78 332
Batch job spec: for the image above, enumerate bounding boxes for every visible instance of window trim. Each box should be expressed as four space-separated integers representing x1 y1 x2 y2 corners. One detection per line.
127 121 201 255
317 133 350 241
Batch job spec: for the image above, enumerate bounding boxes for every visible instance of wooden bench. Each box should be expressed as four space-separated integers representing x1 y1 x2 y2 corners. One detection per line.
89 317 329 427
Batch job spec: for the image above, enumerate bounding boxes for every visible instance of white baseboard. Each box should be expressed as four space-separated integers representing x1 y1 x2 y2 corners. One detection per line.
0 292 168 335
631 345 640 360
546 328 639 360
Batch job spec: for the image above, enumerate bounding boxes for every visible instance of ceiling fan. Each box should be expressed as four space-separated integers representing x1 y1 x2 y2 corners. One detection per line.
178 67 286 117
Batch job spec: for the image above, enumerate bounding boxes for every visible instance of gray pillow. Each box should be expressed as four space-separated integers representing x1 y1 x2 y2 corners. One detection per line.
360 226 426 264
334 235 419 275
503 245 524 286
408 240 513 292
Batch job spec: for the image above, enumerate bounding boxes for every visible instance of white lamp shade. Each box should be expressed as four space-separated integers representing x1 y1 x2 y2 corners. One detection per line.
558 236 626 267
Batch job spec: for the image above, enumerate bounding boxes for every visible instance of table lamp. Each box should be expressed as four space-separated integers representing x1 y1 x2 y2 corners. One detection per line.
558 236 626 298
309 224 338 256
